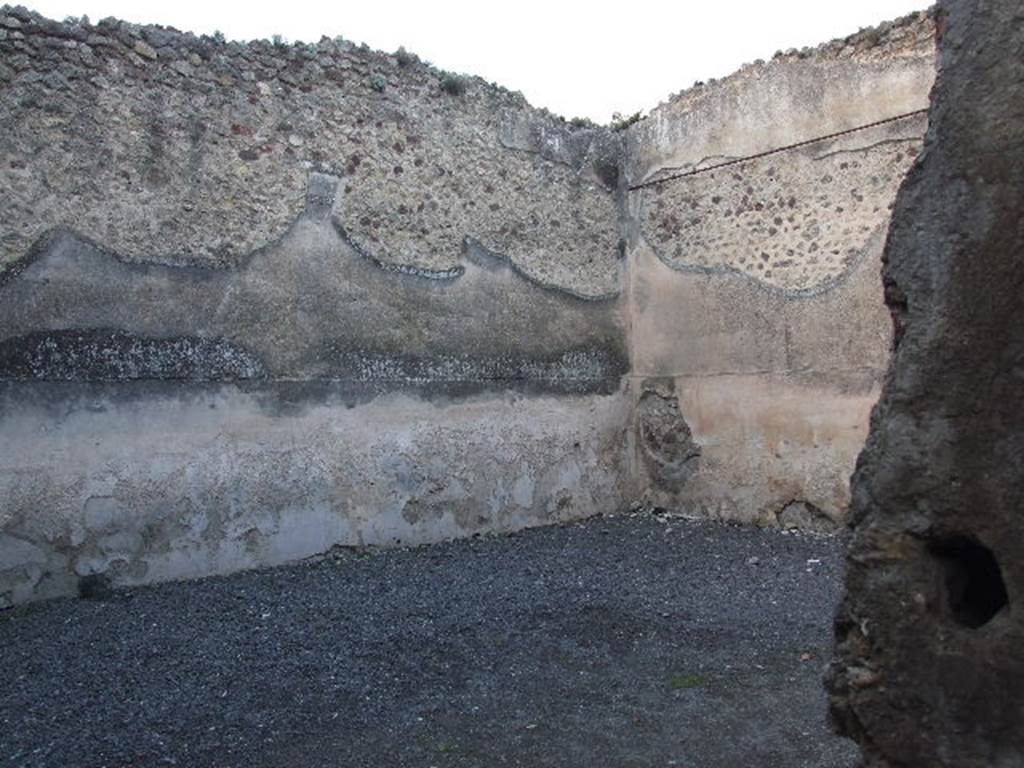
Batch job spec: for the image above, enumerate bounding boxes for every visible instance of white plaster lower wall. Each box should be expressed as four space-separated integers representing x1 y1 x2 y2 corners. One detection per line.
0 385 633 606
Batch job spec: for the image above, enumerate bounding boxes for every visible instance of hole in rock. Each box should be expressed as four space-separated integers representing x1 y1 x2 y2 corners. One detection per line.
928 536 1008 628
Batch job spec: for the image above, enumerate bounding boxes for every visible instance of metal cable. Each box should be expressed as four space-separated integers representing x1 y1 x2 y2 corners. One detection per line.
628 108 928 191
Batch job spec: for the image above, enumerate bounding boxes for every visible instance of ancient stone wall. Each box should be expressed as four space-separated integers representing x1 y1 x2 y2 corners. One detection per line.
625 12 936 527
829 0 1024 764
0 4 940 604
0 8 622 293
0 6 630 606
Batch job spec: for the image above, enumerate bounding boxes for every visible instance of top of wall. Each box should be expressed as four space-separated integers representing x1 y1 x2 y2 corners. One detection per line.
0 4 938 298
0 5 623 298
625 9 937 185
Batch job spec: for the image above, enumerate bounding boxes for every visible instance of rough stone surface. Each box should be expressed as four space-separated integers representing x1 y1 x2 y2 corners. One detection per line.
0 515 859 768
828 1 1024 765
779 501 837 534
0 6 621 297
635 117 924 295
0 329 267 380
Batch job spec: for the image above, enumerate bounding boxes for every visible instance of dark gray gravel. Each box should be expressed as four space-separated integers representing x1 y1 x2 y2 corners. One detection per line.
0 514 859 768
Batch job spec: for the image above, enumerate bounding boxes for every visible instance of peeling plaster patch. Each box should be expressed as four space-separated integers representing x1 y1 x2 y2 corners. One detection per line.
0 534 47 579
83 496 126 532
259 503 349 564
556 461 583 494
636 381 701 492
0 381 633 605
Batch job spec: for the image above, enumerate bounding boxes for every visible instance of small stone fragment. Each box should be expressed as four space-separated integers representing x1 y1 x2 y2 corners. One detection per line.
133 40 157 60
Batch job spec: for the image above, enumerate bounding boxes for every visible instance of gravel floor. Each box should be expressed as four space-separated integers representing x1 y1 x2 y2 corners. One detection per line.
0 514 859 768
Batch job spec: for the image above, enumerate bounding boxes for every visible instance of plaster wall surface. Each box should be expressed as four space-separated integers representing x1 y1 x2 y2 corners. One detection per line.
626 13 936 526
0 383 630 605
625 18 936 188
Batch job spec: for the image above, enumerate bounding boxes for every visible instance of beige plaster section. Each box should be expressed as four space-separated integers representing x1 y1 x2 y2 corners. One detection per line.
0 386 633 606
630 232 892 378
640 373 880 525
625 12 936 184
630 236 891 524
623 13 935 526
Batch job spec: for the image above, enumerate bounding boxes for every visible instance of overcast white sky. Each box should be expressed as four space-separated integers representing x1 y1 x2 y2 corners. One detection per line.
22 0 927 122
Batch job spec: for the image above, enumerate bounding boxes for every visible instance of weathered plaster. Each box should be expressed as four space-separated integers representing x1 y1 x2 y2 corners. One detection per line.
0 183 627 392
626 13 933 525
0 383 633 606
640 372 881 526
629 226 890 523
